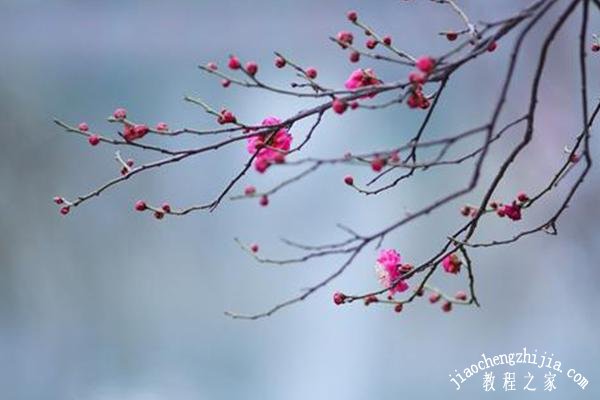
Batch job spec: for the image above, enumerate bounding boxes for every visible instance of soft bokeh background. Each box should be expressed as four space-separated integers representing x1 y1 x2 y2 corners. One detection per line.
1 0 599 399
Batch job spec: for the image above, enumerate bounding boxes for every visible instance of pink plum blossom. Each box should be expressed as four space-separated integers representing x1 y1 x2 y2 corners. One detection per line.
344 68 381 97
501 203 522 221
375 249 409 296
123 123 149 141
246 116 292 173
415 56 435 74
442 253 461 274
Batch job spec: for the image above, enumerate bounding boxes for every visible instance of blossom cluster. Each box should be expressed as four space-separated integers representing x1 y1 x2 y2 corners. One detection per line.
375 249 410 296
461 191 530 221
407 56 436 109
246 117 293 173
333 249 469 314
51 2 597 321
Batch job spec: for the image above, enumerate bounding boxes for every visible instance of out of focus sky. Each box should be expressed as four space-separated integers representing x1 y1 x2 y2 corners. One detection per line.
1 1 599 399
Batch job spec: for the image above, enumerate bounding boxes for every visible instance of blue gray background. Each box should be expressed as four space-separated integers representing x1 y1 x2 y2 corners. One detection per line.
1 1 599 399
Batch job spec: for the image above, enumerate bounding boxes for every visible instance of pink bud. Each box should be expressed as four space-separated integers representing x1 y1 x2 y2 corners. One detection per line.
442 301 452 313
275 56 286 68
446 31 458 41
59 206 70 215
161 203 171 213
336 31 354 48
517 192 529 202
409 71 426 85
156 122 169 132
344 175 354 186
244 185 256 196
455 291 468 301
333 291 346 305
207 62 218 71
332 98 347 114
228 56 241 70
407 94 420 109
113 108 127 120
88 134 100 146
133 124 149 139
53 196 64 205
371 157 385 172
306 67 318 79
429 292 441 304
134 200 147 211
245 61 258 76
259 195 269 207
394 303 403 313
217 110 237 125
347 10 358 22
250 244 259 253
415 56 435 74
78 122 89 132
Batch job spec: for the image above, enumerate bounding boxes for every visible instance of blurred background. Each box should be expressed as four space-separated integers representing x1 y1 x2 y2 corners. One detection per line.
1 0 599 399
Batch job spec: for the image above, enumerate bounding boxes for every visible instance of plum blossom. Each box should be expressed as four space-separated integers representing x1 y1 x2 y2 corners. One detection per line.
415 56 435 74
333 292 346 305
501 203 522 221
345 68 381 97
123 123 149 141
375 249 409 296
247 116 292 173
336 31 354 48
442 253 462 274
